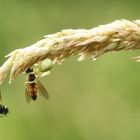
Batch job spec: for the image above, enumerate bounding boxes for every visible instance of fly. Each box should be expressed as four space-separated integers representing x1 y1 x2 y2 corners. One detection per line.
0 91 9 116
25 68 49 104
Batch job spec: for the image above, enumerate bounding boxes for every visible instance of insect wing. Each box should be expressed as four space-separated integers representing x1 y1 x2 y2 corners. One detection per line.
37 80 49 99
0 91 2 103
25 87 31 104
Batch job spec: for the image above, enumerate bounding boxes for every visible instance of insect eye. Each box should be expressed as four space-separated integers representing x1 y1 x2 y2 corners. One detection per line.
39 58 53 72
26 68 33 73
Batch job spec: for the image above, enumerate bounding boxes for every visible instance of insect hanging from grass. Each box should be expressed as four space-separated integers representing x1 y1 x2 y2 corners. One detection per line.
24 58 53 103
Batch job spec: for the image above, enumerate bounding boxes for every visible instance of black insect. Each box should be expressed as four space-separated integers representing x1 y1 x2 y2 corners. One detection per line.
0 91 9 117
0 104 9 116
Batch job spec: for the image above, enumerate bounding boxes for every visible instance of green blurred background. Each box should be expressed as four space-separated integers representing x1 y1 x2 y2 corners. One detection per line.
0 0 140 139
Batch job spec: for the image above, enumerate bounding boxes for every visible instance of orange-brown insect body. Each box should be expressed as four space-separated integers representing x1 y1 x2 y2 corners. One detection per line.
27 82 38 100
26 69 38 101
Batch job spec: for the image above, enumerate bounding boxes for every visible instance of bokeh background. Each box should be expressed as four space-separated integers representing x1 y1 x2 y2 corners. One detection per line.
0 0 140 140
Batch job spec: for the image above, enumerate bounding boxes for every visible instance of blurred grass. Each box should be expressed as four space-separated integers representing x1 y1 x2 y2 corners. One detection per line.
0 0 140 140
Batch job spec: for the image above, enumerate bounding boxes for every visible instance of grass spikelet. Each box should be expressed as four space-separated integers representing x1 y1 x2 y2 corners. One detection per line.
0 19 140 85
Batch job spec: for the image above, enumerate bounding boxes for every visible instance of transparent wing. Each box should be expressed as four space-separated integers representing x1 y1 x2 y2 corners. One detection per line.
0 90 2 103
37 80 49 100
25 87 31 104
